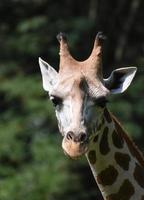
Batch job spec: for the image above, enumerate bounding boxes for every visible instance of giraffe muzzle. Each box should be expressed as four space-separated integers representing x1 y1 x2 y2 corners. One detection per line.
62 131 88 158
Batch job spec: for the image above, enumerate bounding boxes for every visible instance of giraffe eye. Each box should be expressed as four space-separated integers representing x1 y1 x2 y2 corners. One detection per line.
50 96 62 107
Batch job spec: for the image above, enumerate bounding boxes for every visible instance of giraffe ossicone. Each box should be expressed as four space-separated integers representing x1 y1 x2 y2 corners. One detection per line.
39 32 144 200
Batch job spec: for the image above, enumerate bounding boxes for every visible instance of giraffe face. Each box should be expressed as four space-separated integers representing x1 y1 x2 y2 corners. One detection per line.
39 33 137 159
50 75 108 158
39 59 110 158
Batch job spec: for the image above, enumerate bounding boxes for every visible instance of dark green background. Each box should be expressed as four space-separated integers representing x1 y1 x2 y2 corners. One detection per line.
0 0 144 199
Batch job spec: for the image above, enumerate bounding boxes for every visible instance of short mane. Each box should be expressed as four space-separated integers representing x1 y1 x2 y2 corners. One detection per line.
111 113 144 168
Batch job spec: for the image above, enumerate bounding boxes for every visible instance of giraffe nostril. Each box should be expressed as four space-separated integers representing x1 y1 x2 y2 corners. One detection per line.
66 131 87 143
66 131 74 140
79 132 87 142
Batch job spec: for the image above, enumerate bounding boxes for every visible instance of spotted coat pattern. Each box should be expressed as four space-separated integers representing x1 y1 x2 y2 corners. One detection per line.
86 108 144 200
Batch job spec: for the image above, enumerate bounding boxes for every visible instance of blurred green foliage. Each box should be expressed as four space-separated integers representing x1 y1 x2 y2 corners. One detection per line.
0 0 144 199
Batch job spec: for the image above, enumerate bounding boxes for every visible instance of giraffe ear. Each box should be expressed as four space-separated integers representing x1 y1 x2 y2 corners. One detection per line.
39 57 58 92
104 67 137 94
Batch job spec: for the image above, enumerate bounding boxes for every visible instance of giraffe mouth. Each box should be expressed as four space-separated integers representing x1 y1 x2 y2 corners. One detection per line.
63 147 88 159
62 138 88 159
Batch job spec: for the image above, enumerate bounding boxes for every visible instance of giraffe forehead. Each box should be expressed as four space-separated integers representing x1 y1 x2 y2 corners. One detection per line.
52 75 90 98
51 75 82 97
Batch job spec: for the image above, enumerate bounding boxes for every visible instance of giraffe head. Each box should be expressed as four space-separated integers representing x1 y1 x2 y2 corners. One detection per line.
39 32 137 158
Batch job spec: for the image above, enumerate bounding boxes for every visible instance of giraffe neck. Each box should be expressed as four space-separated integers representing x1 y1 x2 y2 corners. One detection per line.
86 108 144 200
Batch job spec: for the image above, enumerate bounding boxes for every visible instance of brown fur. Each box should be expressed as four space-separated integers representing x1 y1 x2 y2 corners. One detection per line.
106 179 135 200
97 165 118 186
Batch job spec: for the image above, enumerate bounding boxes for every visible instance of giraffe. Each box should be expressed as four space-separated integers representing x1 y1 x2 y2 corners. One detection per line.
39 32 144 200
